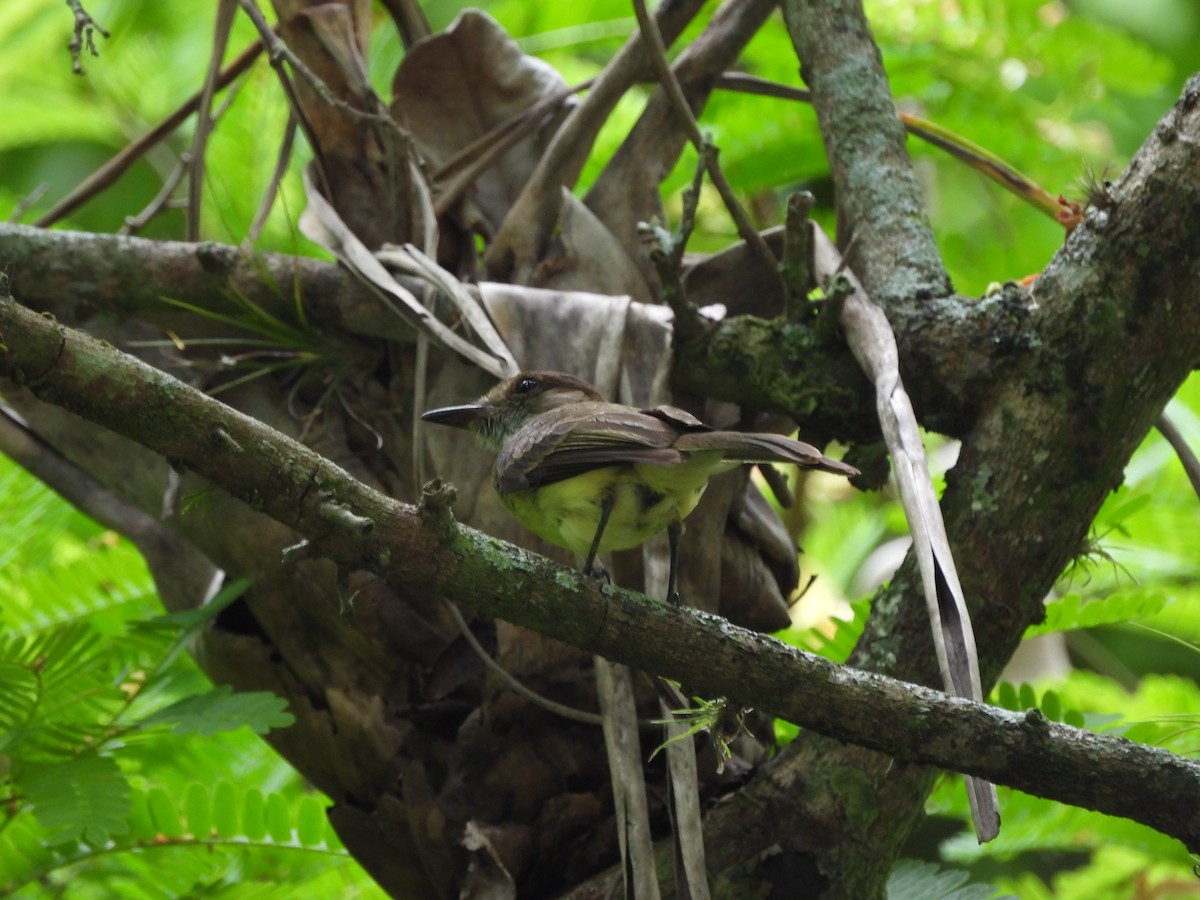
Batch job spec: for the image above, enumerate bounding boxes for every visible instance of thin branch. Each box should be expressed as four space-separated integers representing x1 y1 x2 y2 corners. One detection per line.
120 154 191 236
629 0 777 277
442 600 604 726
485 0 709 281
234 0 402 135
715 73 1065 222
432 80 592 218
782 0 951 307
0 405 197 566
6 184 49 224
1157 412 1200 503
378 0 431 47
35 40 265 227
187 0 238 242
66 0 109 75
242 115 298 249
124 75 246 237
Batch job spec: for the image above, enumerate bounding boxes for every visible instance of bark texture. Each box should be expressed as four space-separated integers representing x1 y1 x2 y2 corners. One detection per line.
2 0 1200 895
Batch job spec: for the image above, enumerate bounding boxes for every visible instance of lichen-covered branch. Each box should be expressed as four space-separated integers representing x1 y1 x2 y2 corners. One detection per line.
2 287 1199 853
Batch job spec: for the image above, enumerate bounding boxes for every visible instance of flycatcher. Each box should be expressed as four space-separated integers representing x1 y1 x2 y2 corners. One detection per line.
422 370 858 600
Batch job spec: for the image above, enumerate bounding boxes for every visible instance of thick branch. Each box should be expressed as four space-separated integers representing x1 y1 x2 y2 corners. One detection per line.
0 223 416 343
0 222 1008 444
1 290 1198 852
783 0 950 308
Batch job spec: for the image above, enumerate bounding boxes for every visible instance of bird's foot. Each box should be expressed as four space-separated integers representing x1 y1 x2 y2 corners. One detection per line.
583 562 611 585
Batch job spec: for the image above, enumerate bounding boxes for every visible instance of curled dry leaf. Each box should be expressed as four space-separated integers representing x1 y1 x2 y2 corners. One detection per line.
811 225 1000 844
391 10 577 238
531 189 655 302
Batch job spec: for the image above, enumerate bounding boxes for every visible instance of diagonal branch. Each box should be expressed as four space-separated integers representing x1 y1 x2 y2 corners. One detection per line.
783 0 951 308
1 287 1199 853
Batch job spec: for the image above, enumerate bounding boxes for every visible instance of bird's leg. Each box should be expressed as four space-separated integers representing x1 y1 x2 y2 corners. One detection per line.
666 519 682 604
582 492 616 579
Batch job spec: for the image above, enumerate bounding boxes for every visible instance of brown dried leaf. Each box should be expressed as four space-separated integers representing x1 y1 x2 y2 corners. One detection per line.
532 190 655 302
391 10 575 236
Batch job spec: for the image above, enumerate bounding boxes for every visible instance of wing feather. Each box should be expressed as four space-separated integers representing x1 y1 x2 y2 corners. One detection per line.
495 402 686 492
673 431 858 476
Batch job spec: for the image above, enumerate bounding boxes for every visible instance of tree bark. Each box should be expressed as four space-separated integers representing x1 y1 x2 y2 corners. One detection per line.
2 1 1200 895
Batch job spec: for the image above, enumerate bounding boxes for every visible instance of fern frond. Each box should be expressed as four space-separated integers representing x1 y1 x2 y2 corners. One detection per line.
1025 590 1171 638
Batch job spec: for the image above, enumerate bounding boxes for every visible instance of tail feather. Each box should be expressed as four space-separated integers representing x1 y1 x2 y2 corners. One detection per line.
674 431 858 477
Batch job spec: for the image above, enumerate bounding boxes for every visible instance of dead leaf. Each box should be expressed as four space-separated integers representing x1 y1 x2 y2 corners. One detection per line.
391 10 576 236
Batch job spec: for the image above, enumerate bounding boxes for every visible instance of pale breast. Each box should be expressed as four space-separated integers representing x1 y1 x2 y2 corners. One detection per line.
496 466 712 556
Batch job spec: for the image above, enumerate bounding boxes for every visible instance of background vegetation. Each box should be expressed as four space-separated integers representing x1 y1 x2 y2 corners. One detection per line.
2 0 1198 896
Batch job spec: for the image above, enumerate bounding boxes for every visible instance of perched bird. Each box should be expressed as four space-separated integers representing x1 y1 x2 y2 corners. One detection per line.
422 370 857 600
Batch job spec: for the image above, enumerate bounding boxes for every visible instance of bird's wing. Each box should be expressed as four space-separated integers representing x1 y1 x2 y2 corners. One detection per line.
495 403 685 492
673 430 859 477
640 404 709 432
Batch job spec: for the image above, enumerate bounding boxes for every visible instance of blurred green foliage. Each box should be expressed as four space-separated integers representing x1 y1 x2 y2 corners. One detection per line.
0 455 384 897
2 0 1198 897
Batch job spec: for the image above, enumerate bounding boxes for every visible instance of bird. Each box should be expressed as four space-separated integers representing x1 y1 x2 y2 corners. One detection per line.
422 370 858 601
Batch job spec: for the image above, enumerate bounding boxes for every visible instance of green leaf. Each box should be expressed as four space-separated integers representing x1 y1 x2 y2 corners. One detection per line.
137 685 294 736
1028 590 1171 638
296 796 327 847
242 789 266 841
887 858 1006 899
0 817 57 887
128 788 157 841
213 781 239 838
20 756 131 846
141 578 252 635
266 792 293 844
148 786 184 839
184 783 212 840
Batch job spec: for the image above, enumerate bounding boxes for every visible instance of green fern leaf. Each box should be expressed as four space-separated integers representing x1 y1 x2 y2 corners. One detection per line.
137 684 294 736
242 789 267 841
184 783 212 839
19 756 131 845
266 792 293 844
148 786 185 838
296 795 328 847
213 781 239 838
1027 589 1170 637
887 859 1008 899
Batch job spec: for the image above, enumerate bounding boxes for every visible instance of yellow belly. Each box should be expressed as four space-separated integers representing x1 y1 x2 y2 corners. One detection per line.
496 454 726 556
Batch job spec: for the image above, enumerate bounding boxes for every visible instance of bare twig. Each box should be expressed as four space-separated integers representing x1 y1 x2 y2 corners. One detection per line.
120 154 191 236
6 184 49 224
378 0 431 47
0 404 201 576
124 77 245 236
188 0 238 241
484 0 708 281
644 145 706 324
35 40 264 227
442 600 604 726
242 115 298 249
234 0 401 134
630 0 777 278
716 72 1066 223
1157 412 1200 503
715 71 811 102
66 0 109 75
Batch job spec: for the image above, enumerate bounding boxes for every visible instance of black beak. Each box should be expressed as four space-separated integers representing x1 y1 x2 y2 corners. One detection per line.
420 403 491 430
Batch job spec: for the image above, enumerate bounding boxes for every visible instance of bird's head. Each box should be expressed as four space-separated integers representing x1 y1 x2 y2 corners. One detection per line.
421 370 604 450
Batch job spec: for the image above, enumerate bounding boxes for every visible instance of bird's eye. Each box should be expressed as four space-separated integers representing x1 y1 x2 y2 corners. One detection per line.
515 377 539 394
